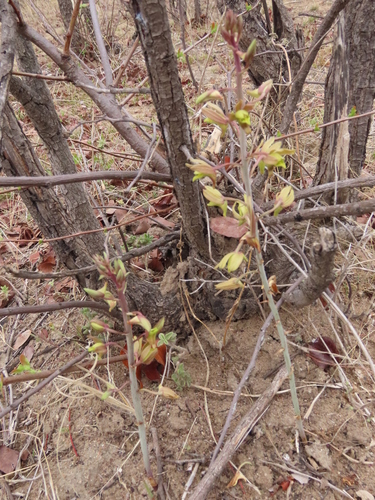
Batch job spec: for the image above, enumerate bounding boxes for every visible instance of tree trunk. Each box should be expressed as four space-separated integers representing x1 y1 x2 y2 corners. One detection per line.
193 0 201 24
217 0 302 97
314 13 350 202
1 105 99 286
315 0 375 199
130 0 208 258
9 31 107 270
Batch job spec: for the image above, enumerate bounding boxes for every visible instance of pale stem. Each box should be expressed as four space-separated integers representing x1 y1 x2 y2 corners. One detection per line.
234 47 306 443
117 289 153 478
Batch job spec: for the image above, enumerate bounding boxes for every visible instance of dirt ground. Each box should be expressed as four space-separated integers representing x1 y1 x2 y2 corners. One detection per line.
1 298 375 499
1 0 375 498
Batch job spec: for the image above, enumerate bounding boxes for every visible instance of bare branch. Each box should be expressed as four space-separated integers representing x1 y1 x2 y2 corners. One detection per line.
63 0 81 56
189 366 288 499
0 169 171 187
2 354 128 386
0 300 117 318
18 22 169 174
280 0 352 134
88 0 113 86
262 197 375 226
0 350 89 420
7 230 180 279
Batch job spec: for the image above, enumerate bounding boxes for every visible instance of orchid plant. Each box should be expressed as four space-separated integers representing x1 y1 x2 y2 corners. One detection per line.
189 10 306 442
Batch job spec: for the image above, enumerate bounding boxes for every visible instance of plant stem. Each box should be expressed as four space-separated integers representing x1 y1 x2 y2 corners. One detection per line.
254 249 307 442
234 46 306 443
117 289 154 480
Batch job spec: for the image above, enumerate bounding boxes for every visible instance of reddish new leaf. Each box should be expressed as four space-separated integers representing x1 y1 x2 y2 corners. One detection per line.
210 217 247 239
308 336 340 370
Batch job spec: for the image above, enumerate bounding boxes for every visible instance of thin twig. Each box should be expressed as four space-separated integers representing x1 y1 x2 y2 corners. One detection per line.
1 354 128 386
11 70 68 81
7 230 180 280
0 300 117 318
63 0 82 56
0 351 88 419
88 0 113 86
113 36 139 87
190 367 288 500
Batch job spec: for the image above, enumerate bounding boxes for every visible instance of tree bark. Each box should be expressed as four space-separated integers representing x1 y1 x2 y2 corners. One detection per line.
314 0 375 199
217 0 302 100
8 31 107 269
314 13 349 200
129 0 208 258
18 23 170 175
285 228 336 308
1 105 98 286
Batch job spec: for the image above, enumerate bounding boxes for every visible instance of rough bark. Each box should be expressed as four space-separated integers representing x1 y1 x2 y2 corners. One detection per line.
312 14 350 201
217 0 302 99
285 228 336 308
279 0 352 134
315 0 375 199
18 23 170 175
129 0 208 257
346 0 375 178
8 31 107 267
193 0 201 24
0 0 15 138
1 105 98 286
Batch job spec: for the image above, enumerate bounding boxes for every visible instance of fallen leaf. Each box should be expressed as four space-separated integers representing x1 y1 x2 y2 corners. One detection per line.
54 277 75 292
291 472 309 485
210 217 247 239
148 258 164 272
0 446 19 474
23 344 34 362
29 251 40 265
20 449 29 461
134 219 151 235
114 207 128 223
38 249 56 273
13 330 32 350
308 337 340 370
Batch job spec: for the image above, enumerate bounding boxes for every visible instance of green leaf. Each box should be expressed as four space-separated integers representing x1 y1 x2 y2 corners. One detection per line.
210 22 218 34
101 391 111 401
348 106 357 117
246 3 252 11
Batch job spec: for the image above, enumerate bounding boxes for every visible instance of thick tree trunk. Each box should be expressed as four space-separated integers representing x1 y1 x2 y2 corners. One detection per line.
314 14 349 202
315 0 375 199
9 31 107 269
130 0 208 258
1 105 99 286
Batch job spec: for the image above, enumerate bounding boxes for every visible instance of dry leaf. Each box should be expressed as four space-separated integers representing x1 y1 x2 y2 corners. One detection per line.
29 251 40 264
23 344 34 362
151 215 175 229
308 337 340 370
291 472 309 485
0 446 19 474
38 249 56 273
210 217 247 239
134 219 151 235
13 330 32 350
